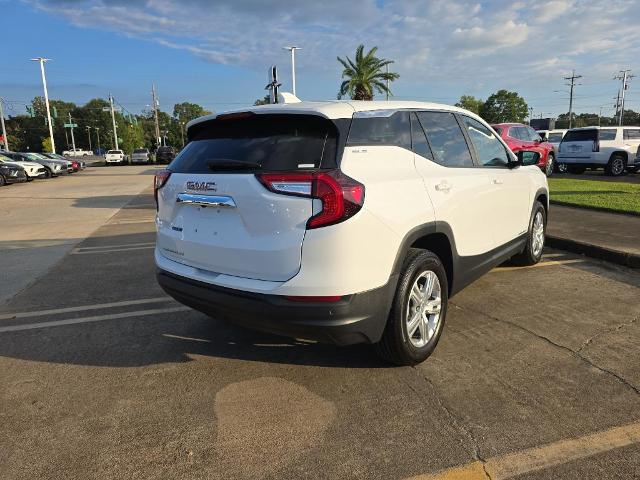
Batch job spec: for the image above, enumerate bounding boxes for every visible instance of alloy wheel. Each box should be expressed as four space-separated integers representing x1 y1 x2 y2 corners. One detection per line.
532 211 545 257
405 270 442 348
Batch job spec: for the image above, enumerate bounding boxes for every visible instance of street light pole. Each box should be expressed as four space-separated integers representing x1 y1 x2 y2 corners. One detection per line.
86 126 92 152
283 46 301 96
95 127 101 153
31 57 56 152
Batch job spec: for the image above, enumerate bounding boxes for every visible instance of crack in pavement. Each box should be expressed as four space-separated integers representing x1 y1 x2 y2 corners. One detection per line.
404 367 492 480
576 314 640 354
454 302 640 397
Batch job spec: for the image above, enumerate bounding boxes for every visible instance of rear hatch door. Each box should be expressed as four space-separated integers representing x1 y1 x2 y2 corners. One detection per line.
559 129 597 159
156 113 340 282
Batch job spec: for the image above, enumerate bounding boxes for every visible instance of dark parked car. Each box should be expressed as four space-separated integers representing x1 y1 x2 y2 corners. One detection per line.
41 152 86 171
156 146 176 164
0 163 28 186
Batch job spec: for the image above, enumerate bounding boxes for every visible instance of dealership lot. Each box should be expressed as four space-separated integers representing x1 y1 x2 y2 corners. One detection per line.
1 169 639 479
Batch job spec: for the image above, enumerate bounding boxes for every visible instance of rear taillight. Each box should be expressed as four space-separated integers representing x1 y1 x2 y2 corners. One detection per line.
154 169 171 207
593 140 600 152
257 170 364 229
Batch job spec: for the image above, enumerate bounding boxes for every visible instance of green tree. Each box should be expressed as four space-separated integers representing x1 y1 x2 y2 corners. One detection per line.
173 102 210 124
42 137 53 153
337 44 399 100
455 95 484 115
479 90 529 123
254 95 270 106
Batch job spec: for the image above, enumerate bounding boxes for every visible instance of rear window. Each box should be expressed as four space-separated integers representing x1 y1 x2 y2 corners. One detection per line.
171 114 338 173
623 129 640 140
346 111 411 149
107 150 122 154
599 129 617 141
134 149 148 154
547 132 564 143
491 126 503 136
563 129 598 142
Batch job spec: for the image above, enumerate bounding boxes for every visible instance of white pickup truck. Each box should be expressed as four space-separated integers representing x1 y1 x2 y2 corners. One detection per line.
62 148 92 157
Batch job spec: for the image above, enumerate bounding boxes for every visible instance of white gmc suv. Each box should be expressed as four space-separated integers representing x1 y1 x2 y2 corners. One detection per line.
154 101 548 365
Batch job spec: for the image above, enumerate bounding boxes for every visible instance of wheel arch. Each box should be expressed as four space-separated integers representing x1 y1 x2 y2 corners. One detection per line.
534 188 549 220
610 151 628 162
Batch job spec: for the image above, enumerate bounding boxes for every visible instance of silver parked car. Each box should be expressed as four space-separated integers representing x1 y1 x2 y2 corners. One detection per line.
130 148 153 164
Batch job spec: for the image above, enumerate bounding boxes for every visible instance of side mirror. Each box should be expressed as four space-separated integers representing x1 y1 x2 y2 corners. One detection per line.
517 150 540 166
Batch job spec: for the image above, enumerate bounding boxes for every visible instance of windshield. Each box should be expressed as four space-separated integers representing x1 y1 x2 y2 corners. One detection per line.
171 113 338 174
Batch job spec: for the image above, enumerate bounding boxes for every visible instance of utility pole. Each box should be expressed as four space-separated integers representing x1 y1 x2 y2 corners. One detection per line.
180 122 185 147
30 57 56 152
151 84 161 147
614 69 634 126
0 98 9 150
86 126 92 152
283 46 301 96
598 106 603 127
109 93 118 150
68 113 76 151
528 107 534 125
563 70 582 129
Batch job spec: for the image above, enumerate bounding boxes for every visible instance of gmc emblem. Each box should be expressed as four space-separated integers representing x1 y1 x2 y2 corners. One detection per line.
186 181 217 192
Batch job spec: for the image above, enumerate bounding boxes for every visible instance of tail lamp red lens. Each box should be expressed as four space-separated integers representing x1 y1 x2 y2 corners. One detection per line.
154 169 171 207
257 170 364 229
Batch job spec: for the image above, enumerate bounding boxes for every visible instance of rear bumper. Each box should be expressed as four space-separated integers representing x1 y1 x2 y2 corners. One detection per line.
156 269 396 346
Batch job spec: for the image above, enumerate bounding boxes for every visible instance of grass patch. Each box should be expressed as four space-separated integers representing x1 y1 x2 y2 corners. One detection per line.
548 177 640 215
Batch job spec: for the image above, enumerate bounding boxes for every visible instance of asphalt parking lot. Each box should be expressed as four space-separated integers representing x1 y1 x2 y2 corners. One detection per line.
1 167 639 480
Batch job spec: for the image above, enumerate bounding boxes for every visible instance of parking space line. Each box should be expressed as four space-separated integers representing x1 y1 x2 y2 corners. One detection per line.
71 245 156 254
407 421 640 480
0 297 170 321
0 306 191 333
492 259 584 272
75 242 156 250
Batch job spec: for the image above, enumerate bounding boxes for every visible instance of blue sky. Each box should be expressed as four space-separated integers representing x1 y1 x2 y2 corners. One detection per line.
2 0 639 118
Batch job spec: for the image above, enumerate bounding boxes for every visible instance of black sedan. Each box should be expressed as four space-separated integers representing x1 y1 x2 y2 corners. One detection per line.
156 146 176 164
0 163 28 186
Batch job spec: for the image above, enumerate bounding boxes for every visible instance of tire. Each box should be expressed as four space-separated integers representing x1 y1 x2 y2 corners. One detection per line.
374 248 448 366
545 154 554 177
567 165 586 174
25 174 33 182
512 201 546 266
605 154 627 177
557 163 568 174
0 174 5 187
43 167 52 179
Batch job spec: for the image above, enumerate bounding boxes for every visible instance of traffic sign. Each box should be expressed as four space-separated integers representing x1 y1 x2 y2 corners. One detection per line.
102 107 121 112
64 123 78 128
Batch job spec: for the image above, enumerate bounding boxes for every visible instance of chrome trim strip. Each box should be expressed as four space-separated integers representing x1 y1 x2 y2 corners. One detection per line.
176 193 236 208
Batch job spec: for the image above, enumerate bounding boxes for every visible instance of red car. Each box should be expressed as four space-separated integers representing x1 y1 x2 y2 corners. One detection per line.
491 123 555 177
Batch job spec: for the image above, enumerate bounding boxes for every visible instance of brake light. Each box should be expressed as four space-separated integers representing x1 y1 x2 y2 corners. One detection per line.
154 169 171 207
257 170 364 229
593 140 600 152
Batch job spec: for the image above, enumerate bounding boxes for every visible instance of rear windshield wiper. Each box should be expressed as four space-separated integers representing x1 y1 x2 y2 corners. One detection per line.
207 159 262 170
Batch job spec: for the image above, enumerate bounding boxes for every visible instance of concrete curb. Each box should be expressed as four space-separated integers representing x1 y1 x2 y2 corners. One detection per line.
547 235 640 269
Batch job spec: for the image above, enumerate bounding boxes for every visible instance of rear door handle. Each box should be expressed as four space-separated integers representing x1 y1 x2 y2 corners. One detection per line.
435 182 452 192
492 178 504 185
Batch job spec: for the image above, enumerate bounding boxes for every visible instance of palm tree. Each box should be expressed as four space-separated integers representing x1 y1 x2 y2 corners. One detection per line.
337 45 400 101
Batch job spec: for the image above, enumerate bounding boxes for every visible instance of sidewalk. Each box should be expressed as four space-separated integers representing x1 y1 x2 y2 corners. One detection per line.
547 204 640 268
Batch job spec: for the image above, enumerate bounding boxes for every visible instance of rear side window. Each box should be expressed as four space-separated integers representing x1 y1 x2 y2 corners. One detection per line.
462 116 510 167
623 129 640 140
347 111 411 149
172 114 338 173
563 129 598 142
599 129 617 141
492 126 503 136
417 111 474 167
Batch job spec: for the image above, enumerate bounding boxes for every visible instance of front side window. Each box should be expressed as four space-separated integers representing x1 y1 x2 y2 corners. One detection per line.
347 111 411 149
410 113 433 159
462 116 510 167
623 129 640 140
417 111 474 168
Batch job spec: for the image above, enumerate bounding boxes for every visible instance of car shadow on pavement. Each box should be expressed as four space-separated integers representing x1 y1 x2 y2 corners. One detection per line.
72 194 156 209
